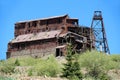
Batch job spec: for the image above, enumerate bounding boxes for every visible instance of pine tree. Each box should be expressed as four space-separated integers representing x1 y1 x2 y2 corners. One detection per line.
62 44 82 80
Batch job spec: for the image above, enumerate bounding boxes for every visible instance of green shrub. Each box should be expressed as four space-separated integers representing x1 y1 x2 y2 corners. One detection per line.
0 59 15 74
111 55 120 62
14 59 20 66
0 50 119 79
28 55 61 77
37 65 58 77
0 63 15 74
28 69 33 76
110 55 120 69
98 73 111 80
87 64 111 80
88 63 103 78
79 50 111 79
0 60 4 62
0 76 15 80
79 50 109 68
78 50 120 70
17 56 37 66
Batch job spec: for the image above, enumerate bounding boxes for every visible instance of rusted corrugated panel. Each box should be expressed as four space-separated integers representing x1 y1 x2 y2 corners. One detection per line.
11 30 61 43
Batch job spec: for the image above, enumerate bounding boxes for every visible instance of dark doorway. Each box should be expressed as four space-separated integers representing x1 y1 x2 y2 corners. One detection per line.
56 48 63 57
56 48 60 57
7 52 11 59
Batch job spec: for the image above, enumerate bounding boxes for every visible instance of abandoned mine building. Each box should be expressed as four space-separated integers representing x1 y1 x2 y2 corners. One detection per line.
7 14 95 59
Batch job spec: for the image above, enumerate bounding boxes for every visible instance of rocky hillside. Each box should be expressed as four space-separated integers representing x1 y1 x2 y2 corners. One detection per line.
0 50 120 80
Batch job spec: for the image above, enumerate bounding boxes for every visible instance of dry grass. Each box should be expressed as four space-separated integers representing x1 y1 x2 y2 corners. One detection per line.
0 51 120 80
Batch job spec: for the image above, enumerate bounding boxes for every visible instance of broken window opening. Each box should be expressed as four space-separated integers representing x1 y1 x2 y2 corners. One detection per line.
8 43 13 49
58 18 62 23
76 43 83 50
28 22 31 28
56 48 63 57
21 43 25 50
20 23 25 29
7 52 11 59
16 44 20 50
32 21 37 27
74 22 78 26
58 38 66 45
40 20 47 25
46 26 49 31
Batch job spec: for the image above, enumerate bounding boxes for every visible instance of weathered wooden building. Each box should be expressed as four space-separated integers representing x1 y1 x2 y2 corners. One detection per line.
7 14 94 58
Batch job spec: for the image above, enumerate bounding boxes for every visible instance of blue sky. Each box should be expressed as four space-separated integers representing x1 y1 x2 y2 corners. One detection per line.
0 0 120 60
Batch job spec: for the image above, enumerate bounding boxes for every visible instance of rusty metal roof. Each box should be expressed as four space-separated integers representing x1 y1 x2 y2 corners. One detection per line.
16 14 68 24
11 30 61 43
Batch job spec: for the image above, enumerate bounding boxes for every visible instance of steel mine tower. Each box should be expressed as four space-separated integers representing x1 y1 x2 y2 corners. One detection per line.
91 11 110 54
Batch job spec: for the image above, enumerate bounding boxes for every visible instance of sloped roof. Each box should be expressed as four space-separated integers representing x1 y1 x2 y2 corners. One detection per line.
10 30 61 43
59 31 85 38
59 31 87 43
16 14 68 24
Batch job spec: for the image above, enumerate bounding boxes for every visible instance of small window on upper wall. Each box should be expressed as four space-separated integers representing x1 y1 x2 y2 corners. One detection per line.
46 20 48 25
17 44 20 50
74 22 78 26
32 21 37 27
58 18 62 23
9 45 13 49
20 23 25 29
15 24 19 29
40 20 47 25
28 23 31 28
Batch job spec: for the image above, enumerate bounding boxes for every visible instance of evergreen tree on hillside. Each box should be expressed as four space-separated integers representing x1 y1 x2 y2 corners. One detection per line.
62 43 82 80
